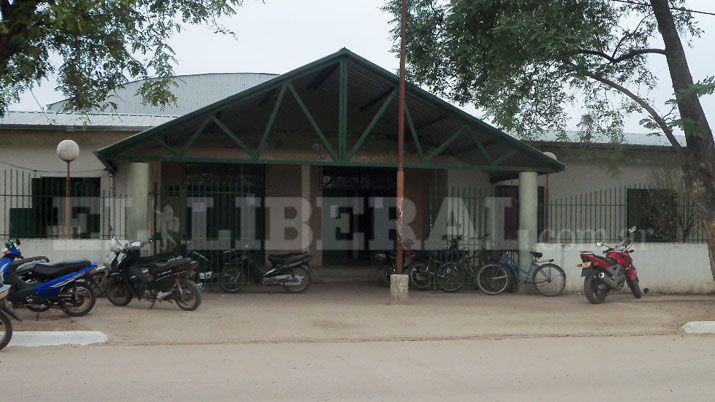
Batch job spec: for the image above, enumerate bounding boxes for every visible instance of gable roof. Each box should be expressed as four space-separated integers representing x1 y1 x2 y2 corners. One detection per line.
96 48 565 175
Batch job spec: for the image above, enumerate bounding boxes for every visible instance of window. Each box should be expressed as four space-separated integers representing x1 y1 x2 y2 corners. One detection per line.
9 177 101 238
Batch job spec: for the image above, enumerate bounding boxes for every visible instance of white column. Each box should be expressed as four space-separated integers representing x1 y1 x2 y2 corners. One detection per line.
518 171 538 275
126 162 151 241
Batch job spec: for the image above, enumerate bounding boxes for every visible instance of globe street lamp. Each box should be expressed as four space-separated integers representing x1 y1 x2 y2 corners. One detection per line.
57 140 80 238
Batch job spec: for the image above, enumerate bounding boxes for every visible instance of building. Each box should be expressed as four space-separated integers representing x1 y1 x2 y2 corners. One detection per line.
1 49 709 292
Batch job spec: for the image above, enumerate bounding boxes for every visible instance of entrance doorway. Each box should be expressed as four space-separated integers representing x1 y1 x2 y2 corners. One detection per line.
321 166 396 265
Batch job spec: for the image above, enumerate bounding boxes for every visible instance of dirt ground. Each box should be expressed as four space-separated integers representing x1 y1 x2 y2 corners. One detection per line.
14 282 715 344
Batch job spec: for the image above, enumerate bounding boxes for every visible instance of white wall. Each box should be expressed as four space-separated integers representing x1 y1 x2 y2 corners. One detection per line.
17 239 123 266
537 242 715 294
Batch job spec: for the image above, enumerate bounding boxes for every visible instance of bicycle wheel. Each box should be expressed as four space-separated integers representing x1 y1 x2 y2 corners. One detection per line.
532 263 566 297
437 262 464 293
476 264 510 295
408 260 431 291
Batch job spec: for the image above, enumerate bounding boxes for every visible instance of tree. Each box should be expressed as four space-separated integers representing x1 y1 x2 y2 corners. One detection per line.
386 0 715 279
0 0 243 115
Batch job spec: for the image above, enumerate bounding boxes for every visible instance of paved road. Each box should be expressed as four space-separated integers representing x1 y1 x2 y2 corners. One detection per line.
2 335 714 401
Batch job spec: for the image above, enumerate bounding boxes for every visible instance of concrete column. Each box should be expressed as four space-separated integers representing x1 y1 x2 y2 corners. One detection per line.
518 171 538 276
126 162 151 241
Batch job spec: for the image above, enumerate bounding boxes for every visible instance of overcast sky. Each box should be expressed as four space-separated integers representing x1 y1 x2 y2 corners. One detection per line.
10 0 714 134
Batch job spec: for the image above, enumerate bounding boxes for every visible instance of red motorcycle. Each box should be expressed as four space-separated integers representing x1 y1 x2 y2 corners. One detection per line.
577 227 647 304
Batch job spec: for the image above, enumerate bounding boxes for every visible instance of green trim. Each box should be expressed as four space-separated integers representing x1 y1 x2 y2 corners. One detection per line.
338 59 349 160
491 149 518 166
287 83 338 161
211 116 256 159
405 105 425 162
113 154 552 172
180 117 212 157
257 85 287 157
426 126 466 161
347 87 397 160
155 138 180 158
466 127 493 164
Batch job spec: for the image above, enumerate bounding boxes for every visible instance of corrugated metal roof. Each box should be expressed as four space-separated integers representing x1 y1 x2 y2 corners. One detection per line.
46 72 279 116
536 130 686 147
0 111 175 131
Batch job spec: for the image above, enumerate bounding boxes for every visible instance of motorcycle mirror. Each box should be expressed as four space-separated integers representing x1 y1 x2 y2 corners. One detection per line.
15 238 21 246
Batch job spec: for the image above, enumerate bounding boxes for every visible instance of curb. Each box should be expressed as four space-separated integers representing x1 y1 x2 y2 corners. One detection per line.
682 321 715 334
9 331 108 347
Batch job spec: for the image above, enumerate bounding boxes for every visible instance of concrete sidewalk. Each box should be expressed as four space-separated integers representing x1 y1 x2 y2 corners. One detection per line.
15 282 715 345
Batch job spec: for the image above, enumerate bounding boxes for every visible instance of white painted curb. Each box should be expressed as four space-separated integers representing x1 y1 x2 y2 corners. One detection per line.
8 331 108 347
682 321 715 334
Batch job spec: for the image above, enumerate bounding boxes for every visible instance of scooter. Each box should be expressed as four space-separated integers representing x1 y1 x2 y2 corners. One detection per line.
105 237 202 311
578 227 648 304
0 284 22 351
0 239 100 317
225 242 313 293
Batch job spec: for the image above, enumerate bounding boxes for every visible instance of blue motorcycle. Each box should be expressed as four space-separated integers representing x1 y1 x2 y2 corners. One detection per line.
0 239 100 317
0 284 22 350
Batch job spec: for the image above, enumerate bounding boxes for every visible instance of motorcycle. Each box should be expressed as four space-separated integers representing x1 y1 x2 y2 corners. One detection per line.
0 239 100 317
0 284 22 351
104 237 202 310
578 227 647 304
223 241 313 293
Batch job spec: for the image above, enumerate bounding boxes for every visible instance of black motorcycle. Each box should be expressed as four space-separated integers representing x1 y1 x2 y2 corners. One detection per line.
104 238 202 311
219 243 313 293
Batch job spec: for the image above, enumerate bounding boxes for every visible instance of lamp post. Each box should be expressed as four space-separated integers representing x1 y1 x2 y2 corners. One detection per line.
57 140 80 238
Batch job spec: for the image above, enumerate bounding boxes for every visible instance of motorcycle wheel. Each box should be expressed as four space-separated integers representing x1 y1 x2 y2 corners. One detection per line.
476 264 510 295
627 278 643 299
175 279 202 311
437 262 464 293
583 270 609 304
532 264 567 297
0 312 12 351
60 283 96 317
283 265 311 293
218 266 246 293
408 260 431 291
106 278 132 306
90 272 108 296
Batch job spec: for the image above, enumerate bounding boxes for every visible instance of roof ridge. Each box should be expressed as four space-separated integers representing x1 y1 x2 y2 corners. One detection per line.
5 110 179 118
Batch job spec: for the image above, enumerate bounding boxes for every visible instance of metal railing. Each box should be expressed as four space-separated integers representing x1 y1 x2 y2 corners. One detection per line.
0 168 126 239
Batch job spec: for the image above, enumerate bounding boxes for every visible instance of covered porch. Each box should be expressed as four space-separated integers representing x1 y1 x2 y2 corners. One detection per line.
95 48 563 272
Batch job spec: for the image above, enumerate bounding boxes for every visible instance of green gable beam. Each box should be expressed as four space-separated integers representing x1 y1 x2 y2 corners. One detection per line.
347 87 397 160
467 127 493 164
257 85 287 157
155 138 180 158
405 105 425 163
287 83 338 161
211 115 257 159
179 117 212 157
338 59 349 160
491 149 518 166
426 126 466 162
113 154 551 172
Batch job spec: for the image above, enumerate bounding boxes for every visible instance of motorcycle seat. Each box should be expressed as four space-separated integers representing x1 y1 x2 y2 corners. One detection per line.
268 252 307 266
31 259 91 278
146 257 194 275
529 251 543 259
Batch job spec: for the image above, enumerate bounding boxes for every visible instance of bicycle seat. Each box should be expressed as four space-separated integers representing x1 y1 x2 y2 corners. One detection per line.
529 251 543 259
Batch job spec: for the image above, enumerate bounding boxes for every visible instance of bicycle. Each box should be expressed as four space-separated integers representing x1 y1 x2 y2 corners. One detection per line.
477 251 566 297
409 234 493 293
